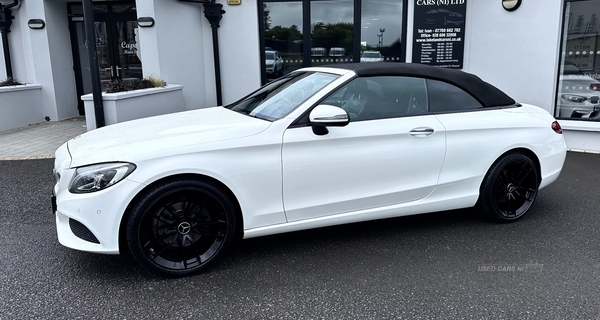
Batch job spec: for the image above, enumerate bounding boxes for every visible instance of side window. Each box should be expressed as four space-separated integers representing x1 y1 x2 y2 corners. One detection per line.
321 76 428 121
427 79 482 112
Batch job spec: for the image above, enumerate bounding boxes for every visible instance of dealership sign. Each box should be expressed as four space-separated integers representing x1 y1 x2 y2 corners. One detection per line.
412 0 467 69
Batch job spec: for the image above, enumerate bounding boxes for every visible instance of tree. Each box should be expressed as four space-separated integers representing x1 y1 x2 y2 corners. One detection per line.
265 25 302 42
263 4 271 31
311 22 353 53
379 38 403 59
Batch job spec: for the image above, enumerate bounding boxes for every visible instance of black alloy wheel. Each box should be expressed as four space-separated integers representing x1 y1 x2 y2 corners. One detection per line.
478 153 539 222
126 179 236 277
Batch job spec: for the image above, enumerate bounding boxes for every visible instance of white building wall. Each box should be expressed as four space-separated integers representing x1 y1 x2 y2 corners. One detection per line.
462 0 563 112
0 0 78 122
1 1 29 82
43 0 79 120
137 0 261 110
138 1 210 110
218 3 262 105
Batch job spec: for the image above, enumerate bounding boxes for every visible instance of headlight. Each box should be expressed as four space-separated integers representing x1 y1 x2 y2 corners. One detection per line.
69 162 136 194
561 94 587 103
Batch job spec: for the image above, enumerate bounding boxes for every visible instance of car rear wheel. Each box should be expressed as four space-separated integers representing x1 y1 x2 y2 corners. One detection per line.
126 179 236 277
477 152 539 222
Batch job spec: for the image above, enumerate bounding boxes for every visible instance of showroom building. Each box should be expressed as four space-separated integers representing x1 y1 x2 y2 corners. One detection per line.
1 0 599 151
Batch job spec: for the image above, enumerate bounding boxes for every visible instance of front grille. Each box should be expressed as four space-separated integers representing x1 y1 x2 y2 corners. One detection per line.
69 219 100 244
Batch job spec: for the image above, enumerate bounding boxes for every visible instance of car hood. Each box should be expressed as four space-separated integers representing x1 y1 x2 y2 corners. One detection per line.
67 107 271 167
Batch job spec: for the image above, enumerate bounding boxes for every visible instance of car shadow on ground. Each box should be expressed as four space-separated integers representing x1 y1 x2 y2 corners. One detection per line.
65 207 483 279
215 208 487 273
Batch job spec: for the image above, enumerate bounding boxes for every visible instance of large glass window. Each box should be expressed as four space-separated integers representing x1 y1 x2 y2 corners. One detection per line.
259 0 407 84
360 0 404 63
556 0 600 120
263 2 303 80
311 0 354 67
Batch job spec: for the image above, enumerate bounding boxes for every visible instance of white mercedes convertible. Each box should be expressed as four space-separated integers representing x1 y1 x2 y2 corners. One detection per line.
53 63 567 276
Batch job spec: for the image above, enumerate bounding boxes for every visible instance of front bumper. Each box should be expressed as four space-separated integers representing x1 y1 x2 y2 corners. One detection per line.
54 177 144 255
53 144 144 255
557 99 599 118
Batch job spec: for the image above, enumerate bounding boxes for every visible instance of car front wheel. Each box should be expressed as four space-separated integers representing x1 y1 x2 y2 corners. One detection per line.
477 152 539 222
126 178 237 277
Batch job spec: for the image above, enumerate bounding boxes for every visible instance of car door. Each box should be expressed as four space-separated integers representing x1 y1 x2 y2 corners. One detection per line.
281 76 446 222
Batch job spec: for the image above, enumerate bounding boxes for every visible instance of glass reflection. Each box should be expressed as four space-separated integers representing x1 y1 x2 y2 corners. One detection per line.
361 0 403 63
311 0 354 67
556 1 600 120
264 2 303 78
260 0 406 83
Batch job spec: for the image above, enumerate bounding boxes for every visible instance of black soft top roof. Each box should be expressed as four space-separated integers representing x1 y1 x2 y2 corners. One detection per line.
327 62 516 107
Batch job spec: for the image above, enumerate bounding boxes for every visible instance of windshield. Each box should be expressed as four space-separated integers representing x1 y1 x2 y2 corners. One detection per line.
227 72 339 121
265 52 275 60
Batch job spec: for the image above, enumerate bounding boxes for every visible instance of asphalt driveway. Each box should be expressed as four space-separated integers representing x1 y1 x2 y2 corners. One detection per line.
0 152 599 319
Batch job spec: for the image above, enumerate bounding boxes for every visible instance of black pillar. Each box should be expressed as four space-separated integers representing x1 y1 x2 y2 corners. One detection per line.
82 0 105 128
203 2 225 106
0 7 14 79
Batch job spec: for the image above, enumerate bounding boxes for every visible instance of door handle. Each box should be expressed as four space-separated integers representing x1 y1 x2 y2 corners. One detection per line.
409 128 435 136
115 66 122 77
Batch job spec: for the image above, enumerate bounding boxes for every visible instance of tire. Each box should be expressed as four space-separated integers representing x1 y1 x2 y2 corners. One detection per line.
126 178 237 277
477 152 539 222
278 65 284 76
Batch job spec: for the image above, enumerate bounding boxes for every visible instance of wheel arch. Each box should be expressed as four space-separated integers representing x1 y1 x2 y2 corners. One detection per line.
481 147 542 192
475 147 542 222
118 173 244 253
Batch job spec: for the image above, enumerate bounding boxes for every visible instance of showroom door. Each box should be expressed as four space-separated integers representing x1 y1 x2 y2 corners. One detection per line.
68 2 142 114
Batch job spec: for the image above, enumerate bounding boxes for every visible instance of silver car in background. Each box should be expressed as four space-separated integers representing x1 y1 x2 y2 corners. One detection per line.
265 50 284 77
360 51 384 63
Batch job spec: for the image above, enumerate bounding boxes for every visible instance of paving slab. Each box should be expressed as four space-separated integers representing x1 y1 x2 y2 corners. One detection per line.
0 117 86 160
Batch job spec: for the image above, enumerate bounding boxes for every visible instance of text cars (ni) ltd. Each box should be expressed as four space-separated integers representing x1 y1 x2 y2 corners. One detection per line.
53 63 566 277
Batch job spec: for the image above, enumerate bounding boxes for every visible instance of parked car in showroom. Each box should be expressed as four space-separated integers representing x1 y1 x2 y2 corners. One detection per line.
265 50 284 77
311 47 327 56
53 62 566 277
329 47 346 57
556 63 600 119
360 51 384 63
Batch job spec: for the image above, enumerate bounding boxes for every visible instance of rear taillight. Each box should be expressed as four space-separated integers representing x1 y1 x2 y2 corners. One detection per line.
552 121 563 134
590 83 600 91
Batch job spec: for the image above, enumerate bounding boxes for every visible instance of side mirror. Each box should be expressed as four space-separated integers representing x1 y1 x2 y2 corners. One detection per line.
309 104 350 135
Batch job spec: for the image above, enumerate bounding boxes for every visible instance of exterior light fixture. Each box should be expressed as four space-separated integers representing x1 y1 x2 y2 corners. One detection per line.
502 0 522 11
27 19 45 29
137 17 155 27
